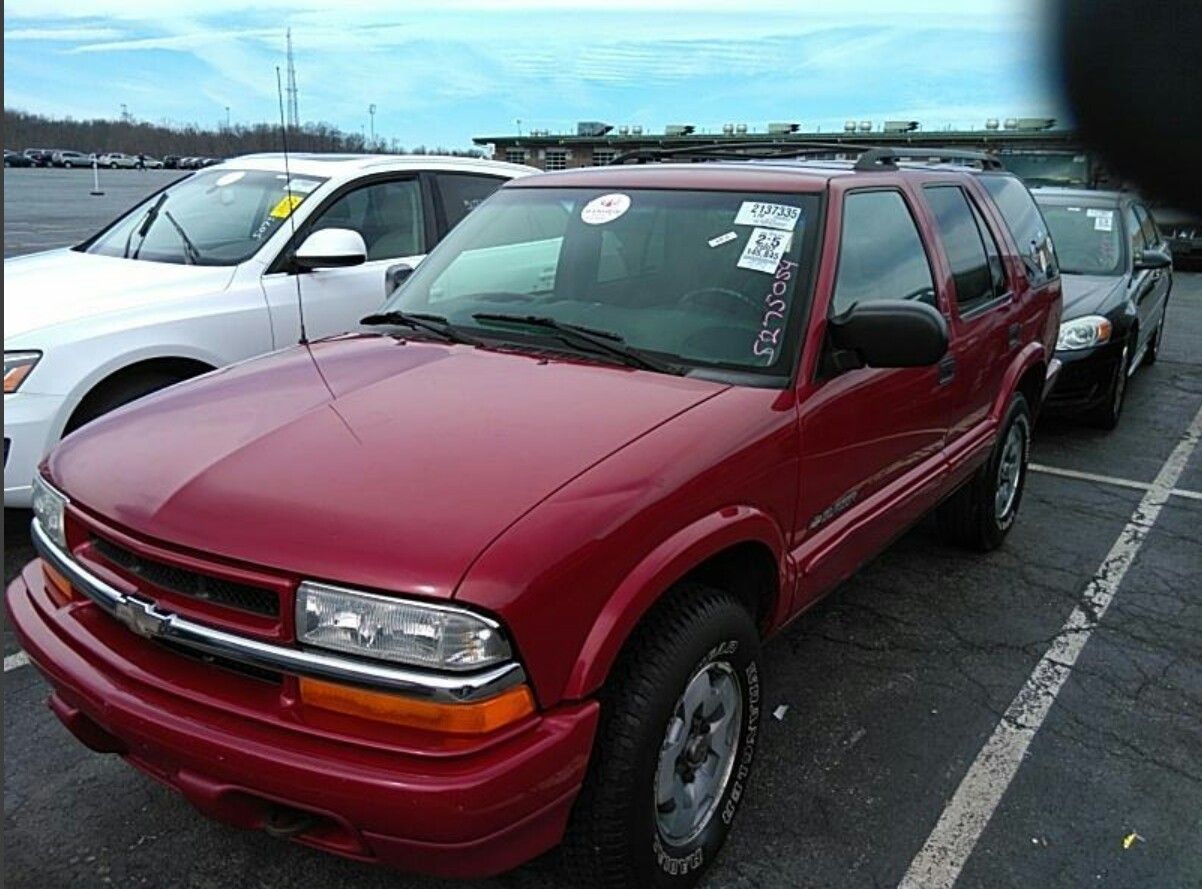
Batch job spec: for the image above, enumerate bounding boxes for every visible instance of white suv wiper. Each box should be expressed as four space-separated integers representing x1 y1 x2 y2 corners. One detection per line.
472 313 685 375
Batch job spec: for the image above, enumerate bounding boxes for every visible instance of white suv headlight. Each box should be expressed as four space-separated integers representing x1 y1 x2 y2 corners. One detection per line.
4 351 41 393
296 582 512 671
1057 315 1112 351
32 474 68 550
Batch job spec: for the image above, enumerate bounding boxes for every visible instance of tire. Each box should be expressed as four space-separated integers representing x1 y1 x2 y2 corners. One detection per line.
563 583 762 889
937 391 1032 551
110 162 119 169
64 370 185 436
1143 303 1168 366
64 161 72 168
1086 339 1131 430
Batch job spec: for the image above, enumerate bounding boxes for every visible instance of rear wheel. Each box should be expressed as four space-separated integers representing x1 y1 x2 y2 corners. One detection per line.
563 583 762 888
937 391 1032 551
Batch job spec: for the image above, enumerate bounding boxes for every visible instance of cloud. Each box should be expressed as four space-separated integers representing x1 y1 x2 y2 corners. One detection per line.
5 26 126 40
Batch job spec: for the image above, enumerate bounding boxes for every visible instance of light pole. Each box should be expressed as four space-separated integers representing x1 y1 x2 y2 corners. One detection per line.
368 104 377 145
225 106 231 129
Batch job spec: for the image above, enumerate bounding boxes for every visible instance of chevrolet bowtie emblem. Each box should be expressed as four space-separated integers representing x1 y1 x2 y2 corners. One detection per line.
115 596 172 639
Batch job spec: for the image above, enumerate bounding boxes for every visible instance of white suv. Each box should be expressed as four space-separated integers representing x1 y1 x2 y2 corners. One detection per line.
3 153 534 506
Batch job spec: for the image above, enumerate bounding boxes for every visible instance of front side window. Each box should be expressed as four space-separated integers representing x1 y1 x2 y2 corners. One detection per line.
1036 200 1123 275
308 178 424 261
1132 204 1160 248
384 187 822 378
86 169 327 266
980 175 1058 284
924 185 995 312
832 190 936 315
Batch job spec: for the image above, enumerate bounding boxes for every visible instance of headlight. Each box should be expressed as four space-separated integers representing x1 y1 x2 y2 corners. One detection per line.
296 582 512 671
1056 315 1112 351
4 351 41 393
32 473 68 550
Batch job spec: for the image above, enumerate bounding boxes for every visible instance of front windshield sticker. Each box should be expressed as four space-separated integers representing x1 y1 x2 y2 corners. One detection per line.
215 171 245 187
752 258 799 363
581 193 631 225
708 231 738 248
269 193 306 219
1090 209 1114 231
734 201 801 232
738 228 793 274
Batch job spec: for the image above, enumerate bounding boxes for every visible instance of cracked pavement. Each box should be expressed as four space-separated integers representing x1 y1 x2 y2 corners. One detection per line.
3 171 1200 888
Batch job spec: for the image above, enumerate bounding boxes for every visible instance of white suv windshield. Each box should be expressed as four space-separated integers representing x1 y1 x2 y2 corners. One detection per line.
85 169 326 266
385 187 821 377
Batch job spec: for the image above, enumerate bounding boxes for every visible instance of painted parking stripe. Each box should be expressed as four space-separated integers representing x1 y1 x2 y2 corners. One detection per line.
1030 462 1202 501
4 651 30 672
900 402 1202 889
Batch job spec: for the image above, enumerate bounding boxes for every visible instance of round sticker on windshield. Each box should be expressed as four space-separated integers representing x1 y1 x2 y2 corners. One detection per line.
215 171 245 187
581 193 631 225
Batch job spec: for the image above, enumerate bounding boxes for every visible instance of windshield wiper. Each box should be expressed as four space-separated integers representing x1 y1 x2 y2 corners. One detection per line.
125 192 169 259
471 312 684 375
360 310 484 346
162 211 202 265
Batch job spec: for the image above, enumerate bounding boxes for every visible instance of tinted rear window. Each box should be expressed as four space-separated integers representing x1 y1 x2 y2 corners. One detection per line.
979 175 1058 285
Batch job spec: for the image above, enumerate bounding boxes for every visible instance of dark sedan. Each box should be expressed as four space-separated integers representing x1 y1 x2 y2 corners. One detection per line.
4 149 35 167
1035 187 1172 429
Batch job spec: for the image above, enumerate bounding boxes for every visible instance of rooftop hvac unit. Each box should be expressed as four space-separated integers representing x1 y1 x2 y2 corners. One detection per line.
618 125 630 135
722 123 735 135
844 120 857 133
665 124 696 136
858 120 873 132
1015 117 1056 131
985 118 1000 130
883 120 919 133
767 122 801 134
1003 118 1019 129
632 125 644 135
735 123 748 134
577 120 614 137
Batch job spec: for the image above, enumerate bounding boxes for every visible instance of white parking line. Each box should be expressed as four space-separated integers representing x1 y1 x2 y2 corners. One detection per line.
900 402 1202 889
4 651 30 672
1030 462 1202 502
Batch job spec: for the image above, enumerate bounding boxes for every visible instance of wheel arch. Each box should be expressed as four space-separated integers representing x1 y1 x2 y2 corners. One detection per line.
993 342 1047 421
561 507 790 701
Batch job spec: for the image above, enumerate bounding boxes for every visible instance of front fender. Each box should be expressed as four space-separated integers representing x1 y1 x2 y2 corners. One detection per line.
561 506 789 701
991 341 1047 420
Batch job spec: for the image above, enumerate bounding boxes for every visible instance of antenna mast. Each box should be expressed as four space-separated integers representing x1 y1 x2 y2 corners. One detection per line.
285 28 300 129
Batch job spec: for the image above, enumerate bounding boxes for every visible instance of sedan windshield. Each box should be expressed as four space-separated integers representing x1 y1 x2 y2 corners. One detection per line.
85 169 326 266
383 187 821 378
1037 201 1123 275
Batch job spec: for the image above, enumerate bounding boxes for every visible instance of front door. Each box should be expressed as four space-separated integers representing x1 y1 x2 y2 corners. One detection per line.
1131 202 1171 356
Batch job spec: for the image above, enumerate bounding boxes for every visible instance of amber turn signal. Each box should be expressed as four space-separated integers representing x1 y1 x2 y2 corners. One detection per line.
43 561 77 607
299 677 536 734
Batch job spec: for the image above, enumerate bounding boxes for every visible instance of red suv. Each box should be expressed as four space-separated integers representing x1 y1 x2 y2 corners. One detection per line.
8 145 1061 888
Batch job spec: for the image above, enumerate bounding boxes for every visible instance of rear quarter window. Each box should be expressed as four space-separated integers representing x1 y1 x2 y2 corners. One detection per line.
979 175 1059 286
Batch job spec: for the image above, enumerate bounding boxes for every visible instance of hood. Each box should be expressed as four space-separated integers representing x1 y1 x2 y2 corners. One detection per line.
3 249 236 342
1060 272 1124 319
49 335 727 597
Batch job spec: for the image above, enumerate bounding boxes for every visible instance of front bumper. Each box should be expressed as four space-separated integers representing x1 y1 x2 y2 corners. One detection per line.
5 556 599 878
1045 341 1125 413
3 391 68 508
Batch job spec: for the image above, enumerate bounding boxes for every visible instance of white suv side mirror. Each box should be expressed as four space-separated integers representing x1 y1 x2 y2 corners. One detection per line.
294 228 368 271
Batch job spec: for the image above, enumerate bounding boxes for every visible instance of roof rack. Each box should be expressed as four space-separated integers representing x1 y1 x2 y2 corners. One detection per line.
853 146 1004 171
609 140 1004 172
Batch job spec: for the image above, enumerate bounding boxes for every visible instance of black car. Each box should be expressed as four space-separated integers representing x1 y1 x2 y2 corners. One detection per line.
1035 187 1173 429
1150 205 1202 270
4 149 34 167
23 148 56 167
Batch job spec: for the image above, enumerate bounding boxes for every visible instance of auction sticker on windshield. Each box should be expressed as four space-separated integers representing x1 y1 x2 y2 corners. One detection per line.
738 228 792 274
581 193 631 225
269 194 306 219
735 201 801 231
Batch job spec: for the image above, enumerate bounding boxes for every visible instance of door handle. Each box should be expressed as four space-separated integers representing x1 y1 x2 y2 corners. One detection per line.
938 354 956 385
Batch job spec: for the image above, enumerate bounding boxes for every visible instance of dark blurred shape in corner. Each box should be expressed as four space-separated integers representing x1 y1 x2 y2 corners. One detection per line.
1056 0 1202 213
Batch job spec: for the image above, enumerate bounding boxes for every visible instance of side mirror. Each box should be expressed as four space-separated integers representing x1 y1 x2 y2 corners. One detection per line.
293 228 367 271
385 262 415 296
827 300 949 372
1133 244 1172 271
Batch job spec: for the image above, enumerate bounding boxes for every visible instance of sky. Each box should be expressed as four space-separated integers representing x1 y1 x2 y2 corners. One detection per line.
3 0 1064 150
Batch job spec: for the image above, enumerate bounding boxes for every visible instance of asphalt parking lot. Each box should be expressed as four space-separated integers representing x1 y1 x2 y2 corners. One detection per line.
4 169 1201 888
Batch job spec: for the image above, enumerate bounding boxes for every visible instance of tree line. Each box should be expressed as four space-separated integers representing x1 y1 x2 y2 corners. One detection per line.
4 109 484 159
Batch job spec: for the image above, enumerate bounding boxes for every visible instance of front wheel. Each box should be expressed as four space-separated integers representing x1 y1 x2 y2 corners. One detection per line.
937 391 1032 551
563 583 762 888
1144 303 1168 366
1087 340 1130 430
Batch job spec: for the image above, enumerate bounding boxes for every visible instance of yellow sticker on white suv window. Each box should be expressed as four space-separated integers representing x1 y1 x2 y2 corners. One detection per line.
269 194 305 219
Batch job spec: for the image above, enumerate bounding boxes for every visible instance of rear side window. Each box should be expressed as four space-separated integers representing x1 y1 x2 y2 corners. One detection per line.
435 173 506 231
924 186 995 312
979 175 1058 285
832 190 935 315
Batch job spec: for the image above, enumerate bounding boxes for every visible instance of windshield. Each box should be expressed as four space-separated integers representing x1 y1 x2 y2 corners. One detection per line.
999 152 1090 187
84 168 326 266
1037 201 1123 275
383 187 821 378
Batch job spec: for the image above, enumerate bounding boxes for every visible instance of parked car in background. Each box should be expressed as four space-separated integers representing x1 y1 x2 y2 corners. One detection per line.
140 156 165 169
1151 205 1201 269
3 153 534 507
95 152 139 169
1034 187 1172 428
162 155 180 169
4 149 35 167
5 147 1060 886
51 150 92 168
23 149 57 167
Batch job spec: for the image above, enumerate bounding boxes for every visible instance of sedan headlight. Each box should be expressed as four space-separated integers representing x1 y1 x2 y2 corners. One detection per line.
4 351 41 393
1057 315 1112 351
296 581 512 671
32 473 68 550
